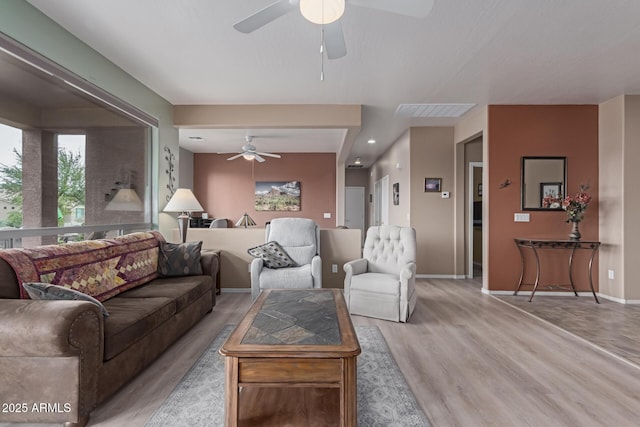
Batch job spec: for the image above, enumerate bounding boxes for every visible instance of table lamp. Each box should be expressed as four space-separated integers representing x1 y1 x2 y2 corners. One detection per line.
164 188 204 242
235 213 256 228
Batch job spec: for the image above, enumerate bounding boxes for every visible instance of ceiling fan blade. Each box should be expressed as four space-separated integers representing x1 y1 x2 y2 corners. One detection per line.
233 0 298 33
254 154 266 163
349 0 435 18
256 151 282 158
226 153 244 161
324 20 347 60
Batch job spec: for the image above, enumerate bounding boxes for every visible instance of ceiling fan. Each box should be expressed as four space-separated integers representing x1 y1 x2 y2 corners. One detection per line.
222 136 282 163
233 0 435 59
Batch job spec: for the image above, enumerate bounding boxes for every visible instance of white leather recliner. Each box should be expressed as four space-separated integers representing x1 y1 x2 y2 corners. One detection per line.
250 218 322 300
344 225 417 322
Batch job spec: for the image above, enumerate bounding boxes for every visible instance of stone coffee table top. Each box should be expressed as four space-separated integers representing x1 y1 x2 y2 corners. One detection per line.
241 289 341 346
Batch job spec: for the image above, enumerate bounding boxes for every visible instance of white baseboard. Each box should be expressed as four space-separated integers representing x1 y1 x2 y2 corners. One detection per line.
597 293 640 304
416 274 467 279
221 288 251 294
484 289 597 298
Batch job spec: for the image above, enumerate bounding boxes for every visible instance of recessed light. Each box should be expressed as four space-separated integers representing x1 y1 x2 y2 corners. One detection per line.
367 138 376 144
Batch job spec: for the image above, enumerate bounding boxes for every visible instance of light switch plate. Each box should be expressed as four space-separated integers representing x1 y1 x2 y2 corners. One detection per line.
514 213 530 222
441 191 450 198
323 212 331 219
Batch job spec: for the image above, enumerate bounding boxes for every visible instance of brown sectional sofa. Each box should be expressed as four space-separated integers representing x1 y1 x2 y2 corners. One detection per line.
0 231 219 427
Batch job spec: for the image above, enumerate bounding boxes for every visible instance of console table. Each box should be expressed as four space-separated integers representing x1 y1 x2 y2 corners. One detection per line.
513 238 601 303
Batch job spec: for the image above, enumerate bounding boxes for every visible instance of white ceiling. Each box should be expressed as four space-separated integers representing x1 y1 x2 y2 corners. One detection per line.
25 0 640 166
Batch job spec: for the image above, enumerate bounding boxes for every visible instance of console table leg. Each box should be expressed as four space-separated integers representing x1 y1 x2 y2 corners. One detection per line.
588 246 600 303
568 246 579 296
514 244 526 295
528 245 541 302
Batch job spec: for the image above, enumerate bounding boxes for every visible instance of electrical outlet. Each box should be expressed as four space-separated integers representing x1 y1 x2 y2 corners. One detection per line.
608 269 615 280
331 264 338 273
441 191 450 199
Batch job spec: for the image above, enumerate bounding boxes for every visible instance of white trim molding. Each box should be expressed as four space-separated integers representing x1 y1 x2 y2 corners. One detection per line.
483 288 640 304
221 288 251 294
416 274 467 280
597 293 640 305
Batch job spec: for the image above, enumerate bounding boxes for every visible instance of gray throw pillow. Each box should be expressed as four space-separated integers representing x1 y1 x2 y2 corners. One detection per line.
158 241 203 277
22 282 109 318
247 241 297 269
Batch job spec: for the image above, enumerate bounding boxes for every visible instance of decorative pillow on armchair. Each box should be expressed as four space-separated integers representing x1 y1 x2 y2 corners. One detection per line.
248 241 297 269
22 282 110 318
158 241 203 277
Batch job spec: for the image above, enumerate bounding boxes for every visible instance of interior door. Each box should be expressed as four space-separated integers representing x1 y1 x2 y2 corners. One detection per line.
345 186 365 244
373 175 389 226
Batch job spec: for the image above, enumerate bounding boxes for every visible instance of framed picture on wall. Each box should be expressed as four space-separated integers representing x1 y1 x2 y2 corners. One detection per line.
393 183 399 205
255 181 301 211
424 178 442 192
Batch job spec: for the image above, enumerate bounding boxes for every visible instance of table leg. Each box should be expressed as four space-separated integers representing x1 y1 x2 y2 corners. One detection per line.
514 243 526 295
588 245 600 303
528 244 542 302
567 246 579 296
340 357 357 427
225 357 239 427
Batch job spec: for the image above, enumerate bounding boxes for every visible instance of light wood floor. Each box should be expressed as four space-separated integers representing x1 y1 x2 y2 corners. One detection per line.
34 279 640 426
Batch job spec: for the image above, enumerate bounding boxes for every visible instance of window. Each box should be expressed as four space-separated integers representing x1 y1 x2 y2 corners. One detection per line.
0 34 156 247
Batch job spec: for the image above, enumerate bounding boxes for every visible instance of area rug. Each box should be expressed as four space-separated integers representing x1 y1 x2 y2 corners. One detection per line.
145 325 430 427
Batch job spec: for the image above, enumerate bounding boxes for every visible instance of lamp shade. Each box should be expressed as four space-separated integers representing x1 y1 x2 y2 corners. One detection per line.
235 213 257 228
105 188 144 211
163 188 204 213
300 0 345 24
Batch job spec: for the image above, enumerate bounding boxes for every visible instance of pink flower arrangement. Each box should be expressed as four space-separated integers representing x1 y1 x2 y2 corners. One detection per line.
562 185 592 223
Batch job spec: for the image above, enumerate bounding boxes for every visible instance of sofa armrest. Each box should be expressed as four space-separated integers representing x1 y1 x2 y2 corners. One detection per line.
0 299 103 357
200 249 220 300
250 257 264 300
0 299 102 424
343 258 368 300
311 255 322 288
344 258 368 277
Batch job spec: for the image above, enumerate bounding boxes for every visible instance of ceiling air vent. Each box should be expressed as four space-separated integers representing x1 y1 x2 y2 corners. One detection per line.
347 164 363 169
395 103 475 118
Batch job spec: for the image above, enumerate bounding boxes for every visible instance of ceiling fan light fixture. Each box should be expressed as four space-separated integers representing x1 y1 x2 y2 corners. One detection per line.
242 153 256 161
300 0 345 24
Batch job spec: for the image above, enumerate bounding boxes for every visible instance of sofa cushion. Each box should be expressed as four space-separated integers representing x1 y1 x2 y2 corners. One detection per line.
248 241 297 269
102 296 175 361
117 276 212 313
259 264 314 289
22 282 109 318
350 272 400 295
158 241 203 277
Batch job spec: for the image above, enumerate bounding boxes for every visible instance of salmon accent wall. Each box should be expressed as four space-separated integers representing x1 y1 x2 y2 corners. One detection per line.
193 153 336 228
488 105 599 292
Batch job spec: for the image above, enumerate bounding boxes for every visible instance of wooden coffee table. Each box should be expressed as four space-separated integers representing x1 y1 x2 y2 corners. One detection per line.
219 289 361 427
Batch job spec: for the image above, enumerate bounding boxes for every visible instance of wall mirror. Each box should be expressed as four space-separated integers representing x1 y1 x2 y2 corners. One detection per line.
521 156 567 210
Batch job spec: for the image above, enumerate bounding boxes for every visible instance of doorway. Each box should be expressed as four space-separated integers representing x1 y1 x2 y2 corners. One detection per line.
373 175 389 226
468 162 483 279
345 186 365 245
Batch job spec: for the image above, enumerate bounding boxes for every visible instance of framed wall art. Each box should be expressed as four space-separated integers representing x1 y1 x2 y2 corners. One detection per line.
255 181 301 211
424 178 442 193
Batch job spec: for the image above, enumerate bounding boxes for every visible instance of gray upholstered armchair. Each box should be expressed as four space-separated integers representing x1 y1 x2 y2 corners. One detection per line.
344 225 417 322
250 218 322 300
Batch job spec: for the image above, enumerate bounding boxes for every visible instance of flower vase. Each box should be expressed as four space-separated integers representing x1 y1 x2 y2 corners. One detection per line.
569 221 581 241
